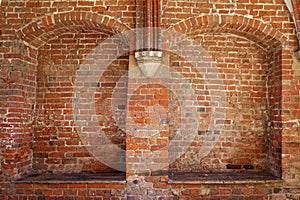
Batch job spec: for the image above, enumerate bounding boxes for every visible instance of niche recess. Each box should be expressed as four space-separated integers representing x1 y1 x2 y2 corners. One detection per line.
33 29 128 174
168 26 282 179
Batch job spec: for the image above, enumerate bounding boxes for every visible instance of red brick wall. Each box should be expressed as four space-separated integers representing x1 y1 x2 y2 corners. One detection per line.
0 1 134 197
291 0 300 47
13 182 126 199
126 81 169 173
169 33 270 173
161 0 295 32
162 2 298 187
170 182 285 199
1 0 300 199
33 31 128 173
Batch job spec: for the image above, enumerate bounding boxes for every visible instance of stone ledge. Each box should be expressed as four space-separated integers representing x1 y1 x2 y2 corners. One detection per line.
169 172 282 184
14 172 126 184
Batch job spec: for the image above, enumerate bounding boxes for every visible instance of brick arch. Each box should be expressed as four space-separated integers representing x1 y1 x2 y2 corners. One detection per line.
168 15 287 52
16 11 133 49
